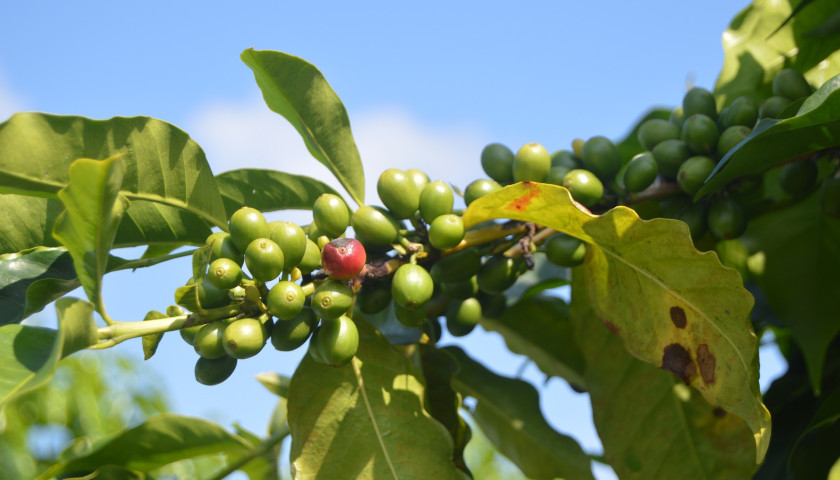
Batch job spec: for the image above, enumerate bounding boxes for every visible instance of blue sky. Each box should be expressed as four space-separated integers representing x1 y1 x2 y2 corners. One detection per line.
1 2 783 478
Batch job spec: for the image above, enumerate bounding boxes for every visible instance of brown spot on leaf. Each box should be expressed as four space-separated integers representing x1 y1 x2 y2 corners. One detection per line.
697 344 716 385
507 182 539 211
670 306 687 329
603 320 620 334
713 407 727 418
661 343 696 384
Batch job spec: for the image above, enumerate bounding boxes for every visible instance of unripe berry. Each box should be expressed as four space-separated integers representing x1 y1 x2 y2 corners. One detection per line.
229 207 269 253
313 193 350 238
321 238 367 280
392 264 434 310
428 214 465 250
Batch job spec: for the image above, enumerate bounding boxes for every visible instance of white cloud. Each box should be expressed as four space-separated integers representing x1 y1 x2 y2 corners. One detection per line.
187 98 489 216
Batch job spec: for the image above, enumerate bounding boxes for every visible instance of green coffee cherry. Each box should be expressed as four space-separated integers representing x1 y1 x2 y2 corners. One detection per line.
351 205 400 251
312 279 354 320
180 323 204 346
464 179 502 206
682 87 717 120
405 168 430 192
546 166 572 186
395 303 426 327
675 202 709 241
773 69 812 100
624 152 658 193
307 326 327 364
223 317 268 359
780 160 818 196
571 138 585 158
481 143 515 184
197 280 230 309
244 238 285 282
419 180 454 223
269 221 307 270
637 119 680 151
194 355 237 386
544 234 586 267
428 214 465 250
206 232 243 266
677 156 716 195
669 107 685 130
759 96 792 119
551 150 582 170
271 307 317 351
446 298 482 337
513 143 551 182
313 193 350 238
581 136 621 179
430 247 482 283
392 264 435 310
317 315 359 367
356 285 391 314
267 281 306 320
563 169 604 207
652 139 691 178
194 320 229 359
819 176 840 219
477 256 523 293
440 276 478 300
717 126 751 158
207 258 243 290
720 96 757 129
297 239 322 275
681 114 719 155
707 196 747 240
377 168 420 219
229 207 269 253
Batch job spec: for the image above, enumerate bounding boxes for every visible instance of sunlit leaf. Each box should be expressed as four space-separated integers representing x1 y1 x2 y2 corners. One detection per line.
464 182 770 462
570 275 758 479
38 414 253 479
52 157 129 316
714 0 840 106
699 74 840 197
215 168 341 217
742 193 840 393
444 345 595 480
254 372 290 398
0 297 97 410
142 310 167 361
287 320 467 479
241 49 365 206
0 194 62 255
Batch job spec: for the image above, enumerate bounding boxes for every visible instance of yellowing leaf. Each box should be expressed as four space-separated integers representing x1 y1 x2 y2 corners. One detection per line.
463 182 770 463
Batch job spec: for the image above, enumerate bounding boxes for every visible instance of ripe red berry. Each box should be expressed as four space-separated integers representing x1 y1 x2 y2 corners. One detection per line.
321 238 366 280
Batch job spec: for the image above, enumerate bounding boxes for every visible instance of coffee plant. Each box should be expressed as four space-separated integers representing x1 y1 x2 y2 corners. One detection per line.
2 1 840 478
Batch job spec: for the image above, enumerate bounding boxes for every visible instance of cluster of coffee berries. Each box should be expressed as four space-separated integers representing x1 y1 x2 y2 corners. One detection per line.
477 68 839 246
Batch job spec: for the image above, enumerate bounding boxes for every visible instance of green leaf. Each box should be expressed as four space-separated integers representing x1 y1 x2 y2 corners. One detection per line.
0 194 63 254
0 297 97 410
789 387 840 479
444 345 595 480
699 74 840 197
254 372 290 398
742 193 840 393
0 247 77 325
38 414 253 479
418 345 472 478
240 49 365 206
569 275 757 479
714 0 840 107
287 320 467 479
479 295 586 390
52 157 129 317
215 168 341 217
0 112 227 229
463 182 770 462
142 310 167 360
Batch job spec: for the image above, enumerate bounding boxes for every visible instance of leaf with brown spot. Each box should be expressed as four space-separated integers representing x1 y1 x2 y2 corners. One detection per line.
670 306 687 328
464 182 770 463
571 275 757 479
